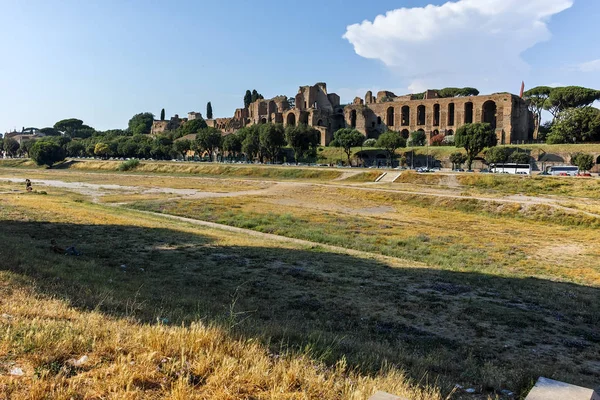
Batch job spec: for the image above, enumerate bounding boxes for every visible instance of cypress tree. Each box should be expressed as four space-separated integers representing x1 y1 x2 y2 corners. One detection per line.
244 90 252 108
207 102 213 119
251 89 259 103
160 108 165 121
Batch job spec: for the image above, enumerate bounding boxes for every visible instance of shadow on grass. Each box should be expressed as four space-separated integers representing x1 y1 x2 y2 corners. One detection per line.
1 219 599 395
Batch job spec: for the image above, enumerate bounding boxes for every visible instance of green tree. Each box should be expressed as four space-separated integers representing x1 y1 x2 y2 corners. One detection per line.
3 138 19 157
251 89 264 103
449 152 467 170
484 146 511 165
244 90 252 108
40 127 61 136
408 131 426 147
116 140 139 158
222 134 242 160
195 128 222 162
376 131 407 166
66 141 86 157
239 126 261 161
19 140 37 157
180 118 208 135
285 124 320 163
259 123 286 163
94 143 110 159
54 118 83 135
455 123 497 170
523 86 553 138
30 140 66 167
173 139 192 159
545 86 600 119
332 128 364 165
459 87 480 97
206 102 213 119
128 113 155 135
160 108 165 121
570 152 594 172
509 151 530 164
546 107 600 144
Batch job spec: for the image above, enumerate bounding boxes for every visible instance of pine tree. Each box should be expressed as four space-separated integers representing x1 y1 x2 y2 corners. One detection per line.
207 102 213 120
160 108 165 121
251 89 259 103
244 90 252 108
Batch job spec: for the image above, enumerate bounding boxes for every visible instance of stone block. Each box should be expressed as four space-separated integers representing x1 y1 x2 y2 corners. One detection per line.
525 377 594 400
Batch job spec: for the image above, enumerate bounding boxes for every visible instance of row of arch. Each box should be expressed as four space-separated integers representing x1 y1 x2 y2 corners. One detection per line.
378 101 497 129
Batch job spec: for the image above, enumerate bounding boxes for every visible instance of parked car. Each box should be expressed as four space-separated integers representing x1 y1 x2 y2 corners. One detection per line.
578 172 592 177
453 168 465 172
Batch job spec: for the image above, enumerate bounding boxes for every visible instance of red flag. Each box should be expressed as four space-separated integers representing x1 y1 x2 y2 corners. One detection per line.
520 81 525 98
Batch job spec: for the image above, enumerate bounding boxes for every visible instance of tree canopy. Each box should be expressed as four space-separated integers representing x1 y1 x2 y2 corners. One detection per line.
544 86 600 119
436 87 480 98
30 139 66 167
285 124 320 163
523 86 553 137
207 102 213 120
484 146 510 165
376 131 406 165
455 123 497 169
259 123 286 163
3 138 19 157
222 134 243 159
180 118 208 135
128 113 154 135
546 107 600 144
570 152 594 172
331 128 364 165
195 128 222 161
408 131 426 147
449 152 467 169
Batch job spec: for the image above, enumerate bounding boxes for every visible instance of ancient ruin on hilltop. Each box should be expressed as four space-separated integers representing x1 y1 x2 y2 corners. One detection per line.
152 83 534 145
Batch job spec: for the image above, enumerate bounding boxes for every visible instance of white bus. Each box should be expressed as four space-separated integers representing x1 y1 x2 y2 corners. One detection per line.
547 165 579 176
491 163 532 175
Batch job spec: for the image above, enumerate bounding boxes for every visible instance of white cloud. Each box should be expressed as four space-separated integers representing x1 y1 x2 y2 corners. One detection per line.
343 0 573 92
577 59 600 73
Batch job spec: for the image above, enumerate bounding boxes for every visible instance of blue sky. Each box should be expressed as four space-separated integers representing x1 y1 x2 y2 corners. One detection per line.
0 0 598 132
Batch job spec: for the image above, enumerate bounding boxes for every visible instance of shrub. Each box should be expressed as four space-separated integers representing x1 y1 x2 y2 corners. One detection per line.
118 159 140 172
431 134 445 146
363 138 377 147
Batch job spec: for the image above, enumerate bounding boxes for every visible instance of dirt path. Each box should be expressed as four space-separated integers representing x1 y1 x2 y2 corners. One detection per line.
2 175 599 219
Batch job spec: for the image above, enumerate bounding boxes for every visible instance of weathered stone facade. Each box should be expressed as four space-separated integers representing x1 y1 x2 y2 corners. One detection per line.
344 90 533 145
151 83 533 146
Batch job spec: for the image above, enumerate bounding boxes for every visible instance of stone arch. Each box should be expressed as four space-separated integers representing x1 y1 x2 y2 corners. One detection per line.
350 110 357 128
286 113 296 127
299 112 309 125
400 129 410 139
417 105 426 126
386 107 394 127
268 101 277 115
446 129 454 136
448 103 455 126
377 116 382 125
464 102 474 124
432 129 440 136
596 155 600 164
401 106 410 126
482 100 497 129
433 104 440 126
260 118 267 124
317 119 323 127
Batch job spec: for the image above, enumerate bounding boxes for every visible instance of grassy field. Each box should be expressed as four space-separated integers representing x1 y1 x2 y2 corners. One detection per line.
1 165 599 399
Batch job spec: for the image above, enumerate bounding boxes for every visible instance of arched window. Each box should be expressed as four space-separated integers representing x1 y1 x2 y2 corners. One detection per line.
400 129 410 139
433 104 440 126
417 105 426 126
482 100 497 129
287 113 296 127
464 102 474 124
448 103 455 126
386 107 394 127
260 118 267 124
377 116 382 125
401 106 410 126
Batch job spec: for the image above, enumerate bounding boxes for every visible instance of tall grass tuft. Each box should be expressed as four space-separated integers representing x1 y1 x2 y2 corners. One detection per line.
118 159 140 172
